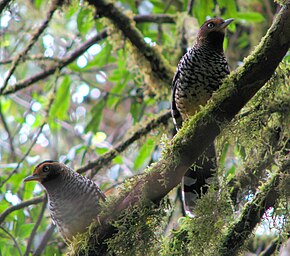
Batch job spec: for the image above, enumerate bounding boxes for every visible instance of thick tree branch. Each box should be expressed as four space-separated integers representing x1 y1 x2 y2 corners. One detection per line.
71 4 290 254
76 110 171 175
87 0 174 86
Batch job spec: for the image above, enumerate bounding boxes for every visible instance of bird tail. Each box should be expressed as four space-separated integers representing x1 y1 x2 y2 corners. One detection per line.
181 142 217 216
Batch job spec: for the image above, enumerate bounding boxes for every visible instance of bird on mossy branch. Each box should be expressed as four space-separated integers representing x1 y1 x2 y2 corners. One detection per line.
171 17 234 215
24 160 106 242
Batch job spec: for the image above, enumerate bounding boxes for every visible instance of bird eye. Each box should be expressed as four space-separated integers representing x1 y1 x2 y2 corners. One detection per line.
207 22 215 28
43 165 50 172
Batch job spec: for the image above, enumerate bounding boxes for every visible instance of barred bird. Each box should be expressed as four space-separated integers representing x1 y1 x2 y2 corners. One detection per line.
171 18 233 216
24 161 106 242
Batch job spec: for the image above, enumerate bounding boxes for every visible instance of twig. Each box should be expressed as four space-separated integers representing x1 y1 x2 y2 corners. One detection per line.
0 226 23 256
24 196 48 256
1 29 108 95
0 55 62 65
0 0 62 94
76 110 171 175
33 223 56 256
0 196 44 224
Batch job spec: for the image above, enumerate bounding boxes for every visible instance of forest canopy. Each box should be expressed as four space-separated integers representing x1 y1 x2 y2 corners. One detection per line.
0 0 289 255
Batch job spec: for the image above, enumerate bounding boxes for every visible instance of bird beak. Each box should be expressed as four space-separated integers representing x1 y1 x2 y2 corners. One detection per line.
220 18 234 29
24 174 40 182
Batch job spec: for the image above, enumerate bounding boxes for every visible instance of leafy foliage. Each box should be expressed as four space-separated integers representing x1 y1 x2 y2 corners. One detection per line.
0 0 289 255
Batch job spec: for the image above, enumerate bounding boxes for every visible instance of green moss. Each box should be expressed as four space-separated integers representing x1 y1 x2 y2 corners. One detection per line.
106 198 171 256
160 187 233 255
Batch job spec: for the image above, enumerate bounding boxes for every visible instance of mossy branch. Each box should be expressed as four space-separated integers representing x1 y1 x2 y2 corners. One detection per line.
217 157 290 256
70 4 290 255
87 0 175 86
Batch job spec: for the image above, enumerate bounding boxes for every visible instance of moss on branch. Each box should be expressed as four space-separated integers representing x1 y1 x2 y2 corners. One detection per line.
69 3 290 255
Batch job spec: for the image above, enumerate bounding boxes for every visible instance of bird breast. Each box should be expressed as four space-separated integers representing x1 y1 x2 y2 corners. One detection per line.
174 46 229 119
45 173 101 241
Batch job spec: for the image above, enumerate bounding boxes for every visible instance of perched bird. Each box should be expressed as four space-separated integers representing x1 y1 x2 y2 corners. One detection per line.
24 160 105 242
171 17 233 215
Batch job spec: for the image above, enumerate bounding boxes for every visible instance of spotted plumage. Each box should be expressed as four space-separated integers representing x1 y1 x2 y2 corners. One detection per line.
24 161 105 242
171 18 233 215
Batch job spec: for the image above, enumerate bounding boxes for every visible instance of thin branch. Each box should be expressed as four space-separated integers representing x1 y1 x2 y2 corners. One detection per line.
218 158 290 256
0 0 62 94
0 13 176 95
1 29 108 95
24 196 48 256
0 226 23 256
88 0 174 86
76 110 171 175
33 223 56 256
0 55 62 65
0 196 44 224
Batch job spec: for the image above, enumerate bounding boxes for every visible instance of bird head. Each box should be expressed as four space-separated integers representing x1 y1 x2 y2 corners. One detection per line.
196 18 234 51
24 160 64 184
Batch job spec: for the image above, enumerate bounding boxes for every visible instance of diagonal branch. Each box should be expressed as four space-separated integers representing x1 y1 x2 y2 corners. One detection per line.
76 110 171 175
1 13 175 96
33 223 56 256
0 196 44 224
70 4 290 254
1 29 108 95
0 0 62 94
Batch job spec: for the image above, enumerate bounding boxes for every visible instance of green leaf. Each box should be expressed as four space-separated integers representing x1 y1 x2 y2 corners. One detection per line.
77 7 94 35
85 42 115 69
85 98 107 133
219 142 229 167
113 155 123 165
17 223 35 238
49 76 71 120
134 138 155 171
237 12 265 23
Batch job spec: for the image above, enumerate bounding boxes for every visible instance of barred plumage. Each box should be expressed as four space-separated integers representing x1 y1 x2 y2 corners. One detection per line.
171 18 233 215
24 161 105 242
